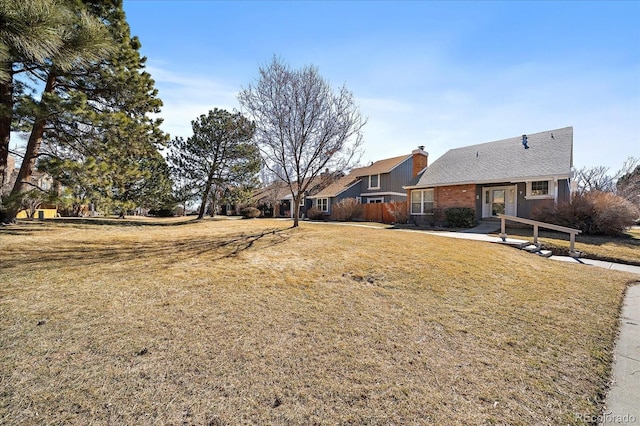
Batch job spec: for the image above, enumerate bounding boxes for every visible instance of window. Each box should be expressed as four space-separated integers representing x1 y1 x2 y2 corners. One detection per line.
530 181 549 196
368 197 383 203
526 180 553 198
411 189 434 214
317 198 328 212
369 174 380 189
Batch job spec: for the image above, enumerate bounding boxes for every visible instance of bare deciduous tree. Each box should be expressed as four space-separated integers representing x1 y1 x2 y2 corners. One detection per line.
616 157 640 210
238 56 366 227
575 157 639 203
575 166 617 193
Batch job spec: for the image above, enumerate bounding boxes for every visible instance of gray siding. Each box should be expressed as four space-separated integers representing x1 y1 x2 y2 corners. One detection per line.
558 179 570 203
516 182 528 217
359 157 413 202
329 184 361 214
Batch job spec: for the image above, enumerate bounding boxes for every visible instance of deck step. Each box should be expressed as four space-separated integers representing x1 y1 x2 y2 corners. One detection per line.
514 242 553 258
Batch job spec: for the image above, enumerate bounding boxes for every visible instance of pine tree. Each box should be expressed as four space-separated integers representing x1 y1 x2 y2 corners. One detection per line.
0 0 68 198
168 109 260 220
3 0 172 220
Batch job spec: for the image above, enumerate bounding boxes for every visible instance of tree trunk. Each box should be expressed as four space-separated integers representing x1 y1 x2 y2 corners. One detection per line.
292 194 300 227
210 189 217 217
0 64 13 195
197 182 211 220
6 71 57 220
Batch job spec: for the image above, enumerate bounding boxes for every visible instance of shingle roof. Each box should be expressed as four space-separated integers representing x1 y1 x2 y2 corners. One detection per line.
310 154 412 198
310 173 360 198
352 154 411 177
407 127 573 188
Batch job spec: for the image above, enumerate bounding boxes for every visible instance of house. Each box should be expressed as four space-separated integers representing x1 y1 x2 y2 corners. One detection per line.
309 148 428 215
253 170 343 218
403 127 574 225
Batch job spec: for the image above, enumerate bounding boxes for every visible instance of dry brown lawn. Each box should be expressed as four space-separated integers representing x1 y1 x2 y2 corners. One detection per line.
0 218 637 425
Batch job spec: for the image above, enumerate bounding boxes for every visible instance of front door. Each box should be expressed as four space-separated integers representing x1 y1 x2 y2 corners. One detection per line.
482 185 517 218
491 189 505 216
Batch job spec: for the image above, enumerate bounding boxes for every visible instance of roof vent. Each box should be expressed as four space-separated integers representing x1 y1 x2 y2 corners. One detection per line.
522 135 529 149
418 145 425 151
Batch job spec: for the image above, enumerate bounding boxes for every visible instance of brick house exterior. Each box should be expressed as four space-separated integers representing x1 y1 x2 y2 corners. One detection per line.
404 127 574 226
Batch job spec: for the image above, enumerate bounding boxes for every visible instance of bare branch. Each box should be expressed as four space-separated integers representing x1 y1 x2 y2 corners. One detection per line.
238 56 366 226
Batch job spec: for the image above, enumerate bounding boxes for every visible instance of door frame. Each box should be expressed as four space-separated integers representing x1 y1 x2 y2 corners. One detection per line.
481 185 517 218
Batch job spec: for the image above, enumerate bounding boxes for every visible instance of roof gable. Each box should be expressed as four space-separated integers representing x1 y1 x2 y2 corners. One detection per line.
411 127 573 187
311 153 415 198
353 154 411 177
311 174 361 198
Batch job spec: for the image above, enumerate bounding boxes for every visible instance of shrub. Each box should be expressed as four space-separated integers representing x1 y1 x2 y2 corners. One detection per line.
241 207 261 219
148 208 175 217
330 198 363 221
532 191 639 235
306 207 326 220
385 201 408 224
444 207 476 228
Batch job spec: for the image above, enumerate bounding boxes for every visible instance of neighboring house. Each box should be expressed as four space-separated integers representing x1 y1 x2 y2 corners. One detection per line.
309 148 429 215
404 127 574 225
1 153 18 197
253 170 343 218
2 154 55 195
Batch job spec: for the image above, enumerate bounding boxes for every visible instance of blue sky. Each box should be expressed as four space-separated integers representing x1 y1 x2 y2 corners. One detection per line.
122 0 640 171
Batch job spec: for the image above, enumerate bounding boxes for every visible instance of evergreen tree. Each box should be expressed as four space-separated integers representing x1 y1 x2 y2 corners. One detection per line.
168 109 260 220
3 0 172 219
0 0 69 198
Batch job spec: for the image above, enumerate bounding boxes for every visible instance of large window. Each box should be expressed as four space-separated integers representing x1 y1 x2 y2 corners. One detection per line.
411 189 434 214
317 198 328 212
369 174 380 189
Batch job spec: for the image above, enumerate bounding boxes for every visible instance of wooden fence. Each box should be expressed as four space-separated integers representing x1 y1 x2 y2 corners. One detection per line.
362 201 407 224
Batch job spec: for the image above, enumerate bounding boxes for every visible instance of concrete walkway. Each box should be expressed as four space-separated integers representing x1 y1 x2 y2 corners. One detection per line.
600 283 640 425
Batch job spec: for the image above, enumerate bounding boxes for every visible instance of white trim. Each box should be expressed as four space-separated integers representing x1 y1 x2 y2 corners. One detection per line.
410 189 434 215
368 174 380 189
525 179 555 200
482 185 517 218
359 191 407 197
316 198 329 212
367 197 384 203
403 174 570 190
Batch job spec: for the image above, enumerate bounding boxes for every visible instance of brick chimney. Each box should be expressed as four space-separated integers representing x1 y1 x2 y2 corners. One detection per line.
411 146 428 177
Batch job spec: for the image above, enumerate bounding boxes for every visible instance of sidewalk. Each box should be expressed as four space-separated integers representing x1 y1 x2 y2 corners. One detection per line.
413 228 640 274
600 283 640 425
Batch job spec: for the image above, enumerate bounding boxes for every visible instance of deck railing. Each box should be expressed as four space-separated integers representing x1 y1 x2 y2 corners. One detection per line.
497 214 582 256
